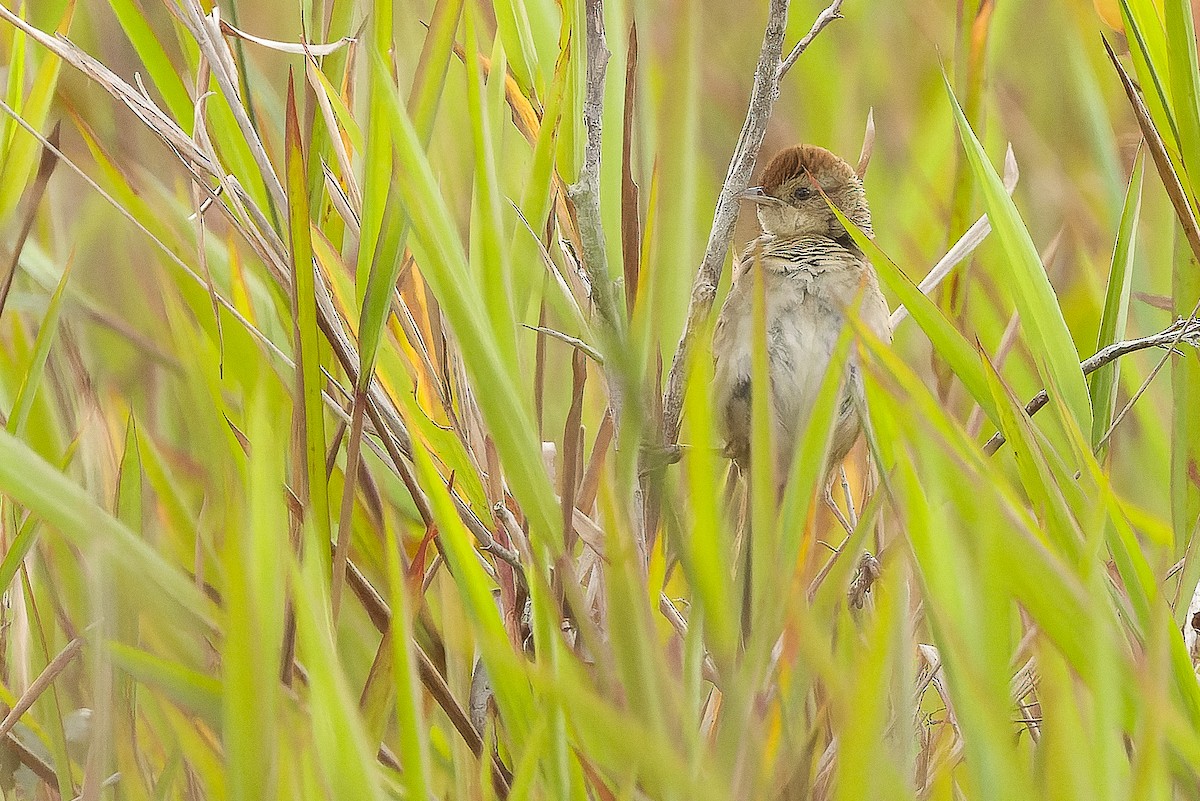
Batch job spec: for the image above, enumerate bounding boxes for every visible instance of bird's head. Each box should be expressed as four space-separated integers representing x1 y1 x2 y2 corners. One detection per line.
739 144 871 240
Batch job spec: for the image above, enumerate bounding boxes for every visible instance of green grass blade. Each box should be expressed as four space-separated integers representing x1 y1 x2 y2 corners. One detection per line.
945 74 1093 436
6 254 72 437
0 428 217 628
492 0 542 97
1090 150 1144 458
373 52 559 543
1165 0 1200 178
384 526 433 801
106 0 193 130
292 524 387 801
284 74 332 575
826 199 999 427
0 1 71 219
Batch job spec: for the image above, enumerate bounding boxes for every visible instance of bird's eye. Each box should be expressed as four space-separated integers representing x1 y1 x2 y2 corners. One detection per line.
793 186 813 202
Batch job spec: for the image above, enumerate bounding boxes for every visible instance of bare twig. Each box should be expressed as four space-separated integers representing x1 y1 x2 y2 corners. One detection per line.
566 0 622 333
522 325 605 364
1104 36 1200 266
779 0 846 77
983 316 1200 455
661 0 794 446
0 637 84 740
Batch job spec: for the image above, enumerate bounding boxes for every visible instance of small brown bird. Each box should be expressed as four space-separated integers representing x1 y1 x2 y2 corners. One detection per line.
712 144 892 495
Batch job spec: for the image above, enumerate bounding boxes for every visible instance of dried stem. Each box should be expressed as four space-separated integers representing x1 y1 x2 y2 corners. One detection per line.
660 0 795 447
566 0 623 333
983 316 1200 455
779 0 846 77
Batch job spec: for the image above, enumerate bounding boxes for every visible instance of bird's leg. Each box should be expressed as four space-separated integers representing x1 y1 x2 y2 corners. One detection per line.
839 467 858 530
823 475 854 536
734 471 753 648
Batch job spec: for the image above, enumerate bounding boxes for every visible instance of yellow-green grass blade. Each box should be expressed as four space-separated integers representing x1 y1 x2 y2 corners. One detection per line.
1171 228 1200 555
355 0 461 387
860 332 1100 684
384 526 433 801
945 74 1092 437
826 199 999 427
6 254 72 437
1090 151 1143 459
106 0 193 130
980 354 1084 564
679 344 737 666
597 477 667 736
509 28 577 328
306 61 363 156
531 662 722 801
222 391 288 801
492 0 542 98
465 2 517 365
291 524 387 801
1160 0 1200 567
1165 0 1200 182
0 1 71 220
374 52 559 544
859 438 1028 800
285 75 332 575
831 558 904 801
0 427 217 628
205 89 276 224
0 1 26 166
554 0 583 183
108 643 222 727
1118 0 1184 168
406 429 537 748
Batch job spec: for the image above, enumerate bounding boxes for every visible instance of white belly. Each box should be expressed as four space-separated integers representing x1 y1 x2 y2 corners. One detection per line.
712 262 890 483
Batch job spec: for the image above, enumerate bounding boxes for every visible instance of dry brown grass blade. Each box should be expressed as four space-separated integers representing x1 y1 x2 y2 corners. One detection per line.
0 6 217 178
0 121 61 319
1103 35 1200 265
0 636 83 741
560 350 588 548
620 22 641 318
577 409 614 513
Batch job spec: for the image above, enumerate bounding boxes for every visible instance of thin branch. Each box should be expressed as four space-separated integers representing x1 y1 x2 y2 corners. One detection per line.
983 316 1200 455
661 0 794 446
522 324 605 364
779 0 846 77
566 0 623 333
0 636 84 740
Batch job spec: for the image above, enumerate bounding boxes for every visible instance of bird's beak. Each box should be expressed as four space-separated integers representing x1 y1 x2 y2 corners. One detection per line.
737 186 781 206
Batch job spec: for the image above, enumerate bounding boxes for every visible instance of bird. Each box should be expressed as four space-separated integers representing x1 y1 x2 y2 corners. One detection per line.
712 144 892 502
